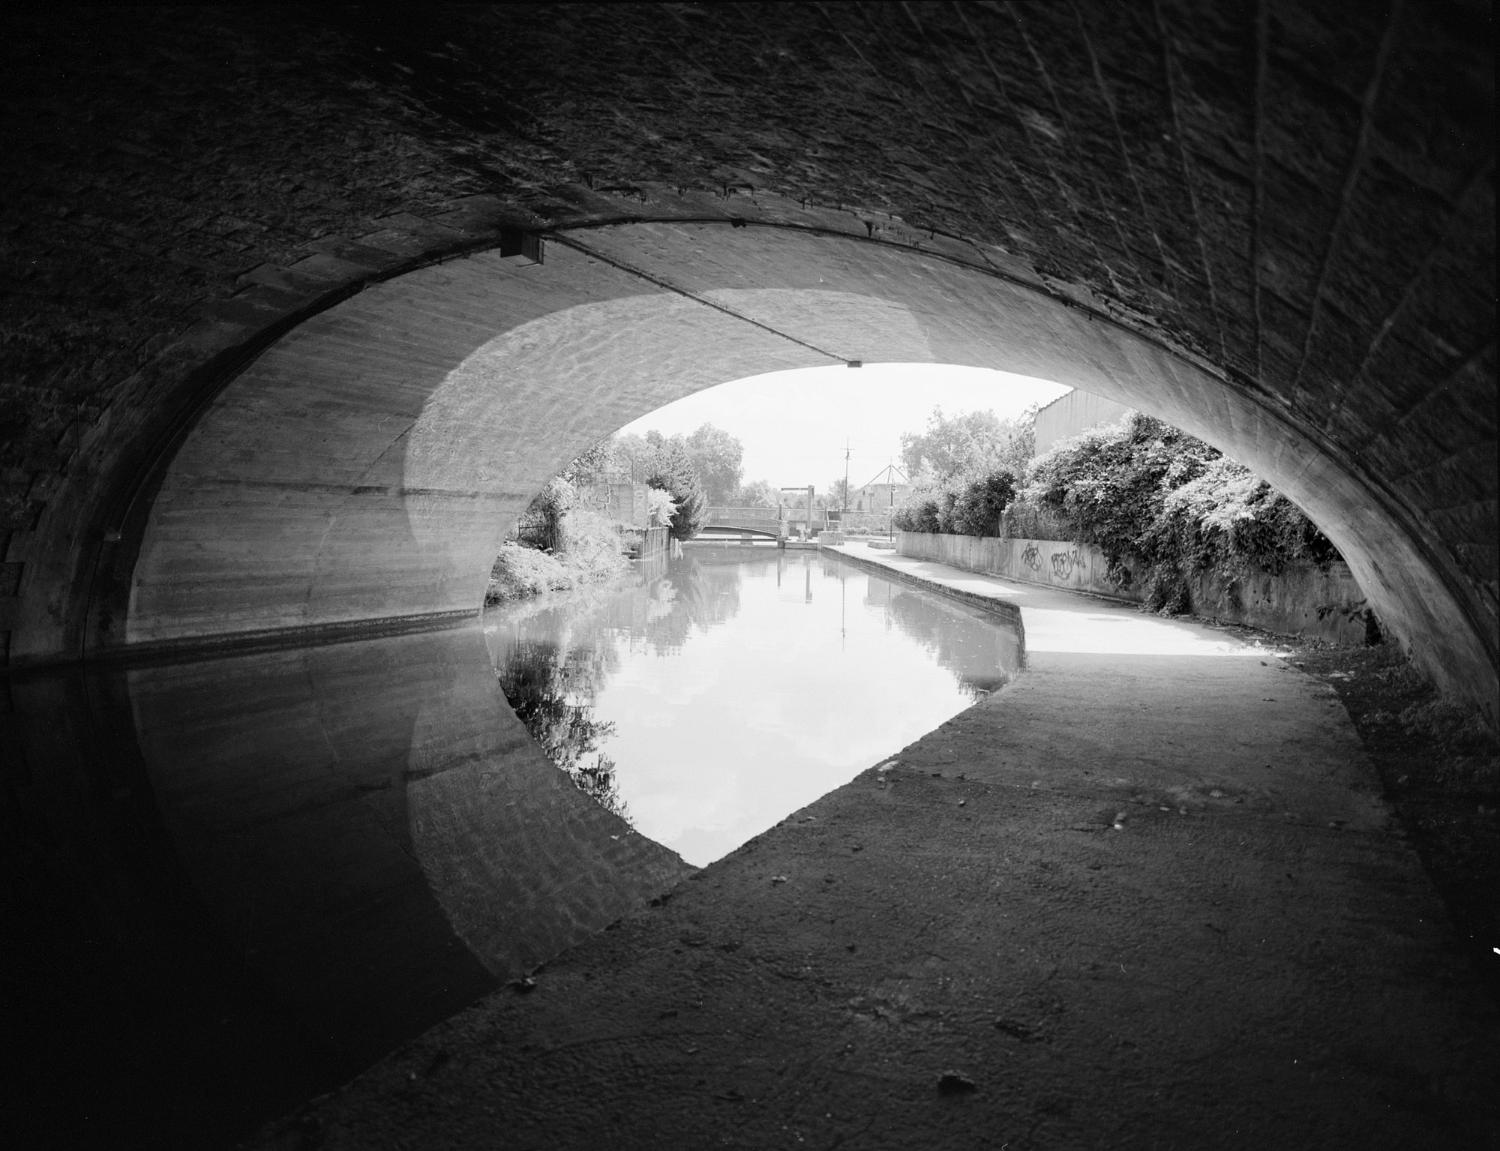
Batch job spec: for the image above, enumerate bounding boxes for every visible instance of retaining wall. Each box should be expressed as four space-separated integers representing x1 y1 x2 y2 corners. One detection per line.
897 533 1375 646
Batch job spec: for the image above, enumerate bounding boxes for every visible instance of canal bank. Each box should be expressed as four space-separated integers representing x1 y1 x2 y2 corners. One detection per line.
255 547 1499 1149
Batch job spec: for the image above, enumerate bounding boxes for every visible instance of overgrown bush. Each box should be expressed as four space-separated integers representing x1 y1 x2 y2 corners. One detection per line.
949 471 1017 537
1017 412 1340 613
894 498 943 534
645 486 676 528
893 470 1017 537
515 477 575 552
558 508 629 574
490 499 628 603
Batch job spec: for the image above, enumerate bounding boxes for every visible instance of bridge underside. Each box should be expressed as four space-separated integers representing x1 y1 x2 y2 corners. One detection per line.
1 6 1493 722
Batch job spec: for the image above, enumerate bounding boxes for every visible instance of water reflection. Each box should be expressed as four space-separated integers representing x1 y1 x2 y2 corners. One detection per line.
4 625 690 1150
485 550 1023 866
500 638 628 819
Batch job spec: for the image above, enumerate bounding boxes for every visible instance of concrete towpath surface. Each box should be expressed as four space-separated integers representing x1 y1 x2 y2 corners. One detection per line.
254 545 1499 1150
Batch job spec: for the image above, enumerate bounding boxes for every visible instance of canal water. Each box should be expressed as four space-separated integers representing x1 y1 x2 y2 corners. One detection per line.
484 546 1024 866
5 546 1020 1148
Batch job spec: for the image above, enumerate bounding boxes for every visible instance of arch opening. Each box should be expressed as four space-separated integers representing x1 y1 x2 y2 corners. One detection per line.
110 221 1493 720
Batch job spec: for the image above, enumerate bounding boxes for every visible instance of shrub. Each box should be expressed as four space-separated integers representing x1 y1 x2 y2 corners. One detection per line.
949 471 1017 537
894 468 1017 538
489 505 628 603
645 485 677 528
894 498 943 534
515 477 575 552
1020 412 1340 613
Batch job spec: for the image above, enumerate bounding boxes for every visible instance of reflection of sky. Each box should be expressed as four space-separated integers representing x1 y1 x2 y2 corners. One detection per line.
491 552 1021 866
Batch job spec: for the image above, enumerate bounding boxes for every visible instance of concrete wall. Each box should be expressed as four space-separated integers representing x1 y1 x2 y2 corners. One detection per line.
1033 390 1133 455
898 532 1375 647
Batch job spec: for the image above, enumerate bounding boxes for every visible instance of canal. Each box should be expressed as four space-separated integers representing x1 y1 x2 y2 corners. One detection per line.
485 546 1024 866
5 547 1020 1148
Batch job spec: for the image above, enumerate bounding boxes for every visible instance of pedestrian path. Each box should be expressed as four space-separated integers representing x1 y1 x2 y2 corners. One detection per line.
828 540 1272 657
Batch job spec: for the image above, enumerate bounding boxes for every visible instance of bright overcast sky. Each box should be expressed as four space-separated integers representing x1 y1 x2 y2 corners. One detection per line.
616 362 1072 490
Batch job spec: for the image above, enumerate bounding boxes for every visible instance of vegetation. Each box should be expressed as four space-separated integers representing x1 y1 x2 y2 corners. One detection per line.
489 475 629 603
734 478 780 507
491 420 737 603
641 440 707 540
611 427 723 539
892 406 1032 536
681 423 744 505
498 637 628 820
1015 412 1340 612
900 405 1034 485
889 403 1340 616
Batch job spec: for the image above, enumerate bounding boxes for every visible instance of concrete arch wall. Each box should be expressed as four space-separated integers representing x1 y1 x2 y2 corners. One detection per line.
0 6 1492 723
117 221 1493 719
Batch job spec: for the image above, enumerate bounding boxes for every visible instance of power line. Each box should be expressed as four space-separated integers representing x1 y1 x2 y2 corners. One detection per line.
547 234 858 366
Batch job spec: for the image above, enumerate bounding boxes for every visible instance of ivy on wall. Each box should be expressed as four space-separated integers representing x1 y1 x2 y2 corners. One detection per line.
1015 413 1340 613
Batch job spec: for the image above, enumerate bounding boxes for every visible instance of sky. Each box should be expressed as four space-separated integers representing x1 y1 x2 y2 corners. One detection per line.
616 362 1072 491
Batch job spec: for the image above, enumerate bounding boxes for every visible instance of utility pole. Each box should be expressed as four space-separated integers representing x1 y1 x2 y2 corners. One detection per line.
888 458 895 540
842 438 851 513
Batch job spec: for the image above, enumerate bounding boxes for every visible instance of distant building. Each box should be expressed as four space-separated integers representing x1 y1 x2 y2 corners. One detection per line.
837 466 910 534
851 465 910 514
1033 389 1131 455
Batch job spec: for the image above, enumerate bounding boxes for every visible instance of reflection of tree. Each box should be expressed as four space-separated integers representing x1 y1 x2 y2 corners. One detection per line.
497 638 630 822
491 553 763 818
628 555 745 655
879 586 1019 697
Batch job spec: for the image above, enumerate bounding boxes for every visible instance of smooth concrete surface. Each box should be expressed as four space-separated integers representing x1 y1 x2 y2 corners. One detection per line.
251 546 1498 1149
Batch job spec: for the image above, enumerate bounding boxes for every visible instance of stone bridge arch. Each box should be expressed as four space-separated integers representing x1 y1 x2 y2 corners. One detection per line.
85 218 1487 723
1 5 1492 722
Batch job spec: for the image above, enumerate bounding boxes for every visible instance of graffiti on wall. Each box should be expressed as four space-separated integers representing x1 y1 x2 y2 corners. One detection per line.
1049 547 1084 581
1021 542 1042 573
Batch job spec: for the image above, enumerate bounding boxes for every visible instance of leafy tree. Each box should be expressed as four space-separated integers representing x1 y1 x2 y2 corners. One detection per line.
609 432 652 482
900 405 1036 486
949 471 1018 537
826 476 851 509
684 423 744 505
734 479 779 507
643 439 706 540
561 439 614 489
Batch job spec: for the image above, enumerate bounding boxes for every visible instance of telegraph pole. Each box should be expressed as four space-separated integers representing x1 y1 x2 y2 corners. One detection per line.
842 438 851 513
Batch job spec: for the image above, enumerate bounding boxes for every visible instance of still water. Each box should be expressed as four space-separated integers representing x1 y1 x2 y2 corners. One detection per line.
5 547 1018 1148
485 547 1024 866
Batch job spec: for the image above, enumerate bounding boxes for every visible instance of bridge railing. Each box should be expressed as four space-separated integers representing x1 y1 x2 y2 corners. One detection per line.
703 506 782 526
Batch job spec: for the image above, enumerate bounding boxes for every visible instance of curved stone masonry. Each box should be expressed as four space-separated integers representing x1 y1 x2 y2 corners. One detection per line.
0 6 1493 727
117 221 1492 721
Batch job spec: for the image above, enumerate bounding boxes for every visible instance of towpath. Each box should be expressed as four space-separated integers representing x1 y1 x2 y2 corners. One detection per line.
256 543 1498 1150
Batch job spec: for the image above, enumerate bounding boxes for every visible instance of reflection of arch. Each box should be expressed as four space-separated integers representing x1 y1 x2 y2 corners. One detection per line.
115 222 1491 717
